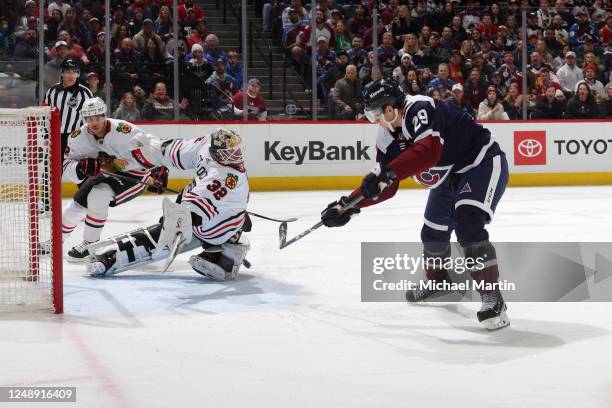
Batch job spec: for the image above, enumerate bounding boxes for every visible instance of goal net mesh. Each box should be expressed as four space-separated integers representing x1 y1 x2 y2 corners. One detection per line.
0 107 57 311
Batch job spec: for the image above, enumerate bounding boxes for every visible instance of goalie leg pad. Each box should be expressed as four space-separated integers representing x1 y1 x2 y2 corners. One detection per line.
189 236 250 281
87 223 203 277
87 224 163 276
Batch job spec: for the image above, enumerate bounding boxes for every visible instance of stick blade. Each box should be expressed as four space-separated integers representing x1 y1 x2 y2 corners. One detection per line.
279 222 288 249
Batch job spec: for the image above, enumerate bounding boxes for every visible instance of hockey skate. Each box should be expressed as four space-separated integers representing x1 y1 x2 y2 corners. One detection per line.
406 271 453 303
477 289 510 330
406 283 453 302
67 241 96 263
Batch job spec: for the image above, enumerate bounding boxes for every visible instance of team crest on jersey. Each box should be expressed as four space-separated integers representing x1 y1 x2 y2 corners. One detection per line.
225 173 238 189
412 165 454 189
69 128 81 138
116 123 132 134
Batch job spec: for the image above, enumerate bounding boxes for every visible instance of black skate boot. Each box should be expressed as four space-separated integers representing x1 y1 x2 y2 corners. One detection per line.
406 271 453 303
67 241 96 263
477 289 510 330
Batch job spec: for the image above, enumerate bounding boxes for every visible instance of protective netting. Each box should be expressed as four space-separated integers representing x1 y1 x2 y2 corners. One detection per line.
0 107 58 312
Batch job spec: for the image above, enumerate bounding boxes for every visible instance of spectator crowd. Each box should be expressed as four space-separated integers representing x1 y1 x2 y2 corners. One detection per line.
269 0 611 119
0 0 268 120
1 0 611 119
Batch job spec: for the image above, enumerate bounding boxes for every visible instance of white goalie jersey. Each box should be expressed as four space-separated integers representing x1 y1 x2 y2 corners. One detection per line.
162 135 249 245
63 119 152 183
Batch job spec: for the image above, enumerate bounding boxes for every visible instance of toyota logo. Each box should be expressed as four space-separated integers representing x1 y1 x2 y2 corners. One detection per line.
518 139 543 158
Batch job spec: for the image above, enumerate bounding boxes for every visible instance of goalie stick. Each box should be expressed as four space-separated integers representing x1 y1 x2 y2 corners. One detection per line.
101 170 298 223
279 195 364 249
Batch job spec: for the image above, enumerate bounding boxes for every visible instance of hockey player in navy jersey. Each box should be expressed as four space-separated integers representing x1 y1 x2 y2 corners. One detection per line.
321 78 510 330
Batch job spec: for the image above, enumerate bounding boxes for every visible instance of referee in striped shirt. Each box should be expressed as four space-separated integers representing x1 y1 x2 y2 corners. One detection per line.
44 58 94 160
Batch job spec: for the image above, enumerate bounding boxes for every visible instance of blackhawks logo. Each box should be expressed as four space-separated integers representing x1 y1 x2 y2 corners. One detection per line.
70 128 81 138
116 122 132 134
225 173 238 189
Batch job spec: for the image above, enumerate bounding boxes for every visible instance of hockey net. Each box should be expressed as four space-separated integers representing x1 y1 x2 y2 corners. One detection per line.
0 107 63 313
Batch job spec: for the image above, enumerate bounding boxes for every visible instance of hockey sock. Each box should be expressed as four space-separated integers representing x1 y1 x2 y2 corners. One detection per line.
423 242 451 281
61 200 87 242
462 240 499 294
82 184 113 243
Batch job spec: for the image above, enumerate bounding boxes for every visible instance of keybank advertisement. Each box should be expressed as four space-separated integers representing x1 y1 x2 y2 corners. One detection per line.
138 121 612 179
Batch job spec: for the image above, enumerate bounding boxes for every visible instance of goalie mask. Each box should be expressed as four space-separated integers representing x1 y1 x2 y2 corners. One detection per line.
209 128 244 166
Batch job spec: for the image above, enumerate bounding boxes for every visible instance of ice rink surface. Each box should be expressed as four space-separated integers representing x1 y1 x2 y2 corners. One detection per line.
1 186 612 408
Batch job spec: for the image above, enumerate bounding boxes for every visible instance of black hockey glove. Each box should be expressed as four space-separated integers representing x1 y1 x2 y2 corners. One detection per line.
76 158 101 180
321 196 361 228
360 163 396 200
147 166 169 194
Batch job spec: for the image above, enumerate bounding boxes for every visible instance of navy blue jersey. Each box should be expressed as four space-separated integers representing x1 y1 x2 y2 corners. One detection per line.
375 94 501 188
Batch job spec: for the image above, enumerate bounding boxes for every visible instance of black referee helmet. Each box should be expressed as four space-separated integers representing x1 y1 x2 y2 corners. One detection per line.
60 58 80 73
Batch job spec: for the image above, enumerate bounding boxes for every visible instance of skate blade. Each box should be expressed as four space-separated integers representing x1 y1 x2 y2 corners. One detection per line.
481 311 510 331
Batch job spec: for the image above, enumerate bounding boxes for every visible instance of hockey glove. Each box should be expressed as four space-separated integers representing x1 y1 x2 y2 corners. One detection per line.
76 158 101 180
321 196 361 228
147 166 169 194
360 163 397 200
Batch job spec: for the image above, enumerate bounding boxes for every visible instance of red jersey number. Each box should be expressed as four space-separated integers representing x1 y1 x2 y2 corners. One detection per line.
207 180 228 200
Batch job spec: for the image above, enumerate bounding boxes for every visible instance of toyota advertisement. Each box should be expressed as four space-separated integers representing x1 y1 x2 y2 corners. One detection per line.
491 121 612 174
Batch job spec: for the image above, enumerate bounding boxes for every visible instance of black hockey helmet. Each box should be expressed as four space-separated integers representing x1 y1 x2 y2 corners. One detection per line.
363 78 404 123
60 58 80 72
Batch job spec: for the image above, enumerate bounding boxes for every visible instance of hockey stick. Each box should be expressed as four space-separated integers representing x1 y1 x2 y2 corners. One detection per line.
101 170 298 223
101 169 183 194
279 195 364 249
248 213 298 223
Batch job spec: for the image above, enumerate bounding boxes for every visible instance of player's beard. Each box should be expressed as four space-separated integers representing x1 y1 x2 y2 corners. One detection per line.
381 109 398 132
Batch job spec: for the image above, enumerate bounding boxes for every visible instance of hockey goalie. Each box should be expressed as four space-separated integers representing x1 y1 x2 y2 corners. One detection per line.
86 128 251 281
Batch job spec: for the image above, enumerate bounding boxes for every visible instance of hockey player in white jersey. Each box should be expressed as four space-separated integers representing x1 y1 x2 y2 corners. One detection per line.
59 97 168 262
86 128 250 281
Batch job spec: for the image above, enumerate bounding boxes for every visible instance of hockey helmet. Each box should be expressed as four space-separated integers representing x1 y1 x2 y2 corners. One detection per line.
81 97 107 119
60 58 80 72
363 78 404 123
209 128 243 165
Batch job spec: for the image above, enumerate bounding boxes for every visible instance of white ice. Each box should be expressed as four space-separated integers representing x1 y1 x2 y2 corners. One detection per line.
1 186 612 408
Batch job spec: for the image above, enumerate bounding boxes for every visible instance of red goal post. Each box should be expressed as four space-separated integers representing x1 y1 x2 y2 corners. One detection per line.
0 107 63 313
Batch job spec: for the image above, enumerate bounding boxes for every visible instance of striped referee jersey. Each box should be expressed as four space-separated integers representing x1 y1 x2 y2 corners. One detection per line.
44 82 94 134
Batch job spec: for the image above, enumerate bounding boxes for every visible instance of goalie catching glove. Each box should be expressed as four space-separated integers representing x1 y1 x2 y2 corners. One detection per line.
321 196 361 227
360 163 396 200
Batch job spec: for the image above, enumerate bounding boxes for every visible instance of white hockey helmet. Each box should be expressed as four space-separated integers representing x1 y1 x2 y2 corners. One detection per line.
81 97 107 119
209 128 243 165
